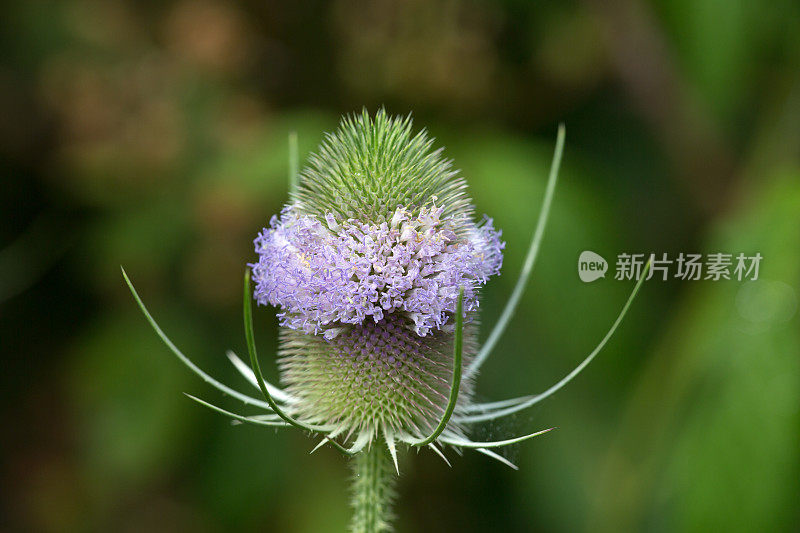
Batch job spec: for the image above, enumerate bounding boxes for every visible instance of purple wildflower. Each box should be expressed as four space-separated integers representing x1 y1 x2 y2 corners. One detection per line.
251 203 504 338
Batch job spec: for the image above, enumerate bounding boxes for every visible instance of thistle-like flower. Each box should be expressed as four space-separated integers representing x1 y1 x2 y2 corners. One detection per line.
123 110 647 532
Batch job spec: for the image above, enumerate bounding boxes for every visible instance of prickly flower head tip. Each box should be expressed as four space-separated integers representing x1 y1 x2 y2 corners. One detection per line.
250 110 504 446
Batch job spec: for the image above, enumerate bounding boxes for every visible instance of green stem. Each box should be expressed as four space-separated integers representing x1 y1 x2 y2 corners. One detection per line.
350 446 397 533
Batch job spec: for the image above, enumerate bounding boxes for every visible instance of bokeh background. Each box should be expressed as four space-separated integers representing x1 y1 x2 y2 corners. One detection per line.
2 0 799 531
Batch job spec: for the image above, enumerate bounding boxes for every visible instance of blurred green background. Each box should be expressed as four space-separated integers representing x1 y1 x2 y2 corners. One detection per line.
1 0 798 531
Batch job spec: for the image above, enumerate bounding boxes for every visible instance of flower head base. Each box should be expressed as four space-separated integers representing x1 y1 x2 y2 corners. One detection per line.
279 313 477 442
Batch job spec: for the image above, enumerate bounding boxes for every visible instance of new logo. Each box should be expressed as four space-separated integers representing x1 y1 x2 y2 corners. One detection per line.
578 251 608 282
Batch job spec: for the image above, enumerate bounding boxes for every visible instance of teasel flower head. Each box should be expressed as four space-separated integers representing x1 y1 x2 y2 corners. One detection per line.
248 110 506 451
124 111 649 532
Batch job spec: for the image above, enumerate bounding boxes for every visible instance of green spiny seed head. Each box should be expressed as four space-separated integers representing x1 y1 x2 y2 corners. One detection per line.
279 314 478 444
292 109 473 224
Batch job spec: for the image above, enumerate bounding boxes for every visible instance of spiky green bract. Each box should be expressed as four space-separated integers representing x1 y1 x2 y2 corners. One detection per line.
351 445 397 533
278 315 477 446
293 109 472 224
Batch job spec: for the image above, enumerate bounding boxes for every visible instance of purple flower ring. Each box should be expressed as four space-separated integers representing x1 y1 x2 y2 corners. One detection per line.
251 204 504 338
